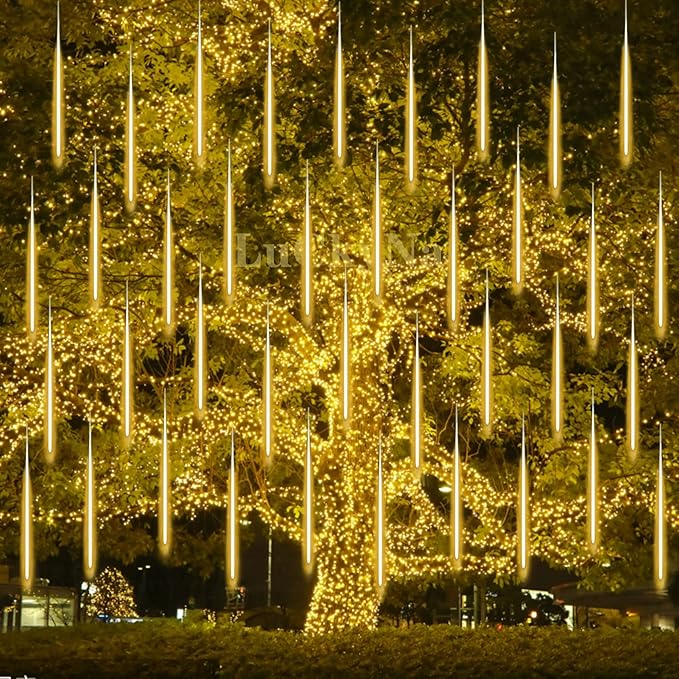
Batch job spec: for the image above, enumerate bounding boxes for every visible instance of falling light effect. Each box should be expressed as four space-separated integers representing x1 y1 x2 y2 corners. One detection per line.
627 298 638 461
89 148 102 308
303 410 314 574
372 143 382 302
226 431 239 587
263 20 276 189
476 0 490 162
159 389 172 558
620 0 633 167
655 425 667 590
193 1 205 168
517 415 530 580
551 275 563 441
404 26 417 192
26 177 38 340
121 282 134 445
194 257 206 420
447 168 459 330
375 436 386 591
263 303 273 462
411 312 423 477
587 184 599 351
20 429 33 592
45 297 56 462
301 161 313 324
655 172 666 339
333 4 345 166
124 43 136 212
587 389 599 554
52 1 65 169
162 171 174 336
450 406 463 570
512 127 523 293
84 422 97 581
481 271 492 436
224 141 235 304
549 34 562 198
340 266 351 424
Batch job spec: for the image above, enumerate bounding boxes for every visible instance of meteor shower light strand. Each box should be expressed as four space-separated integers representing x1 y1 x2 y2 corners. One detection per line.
194 2 205 167
52 1 64 169
588 184 599 350
549 33 561 198
224 141 235 303
45 297 56 461
620 0 633 166
448 168 458 328
627 298 638 460
21 429 33 591
125 43 136 212
588 389 599 553
477 0 489 161
334 4 345 166
513 128 522 292
655 172 666 338
27 177 38 339
373 143 382 300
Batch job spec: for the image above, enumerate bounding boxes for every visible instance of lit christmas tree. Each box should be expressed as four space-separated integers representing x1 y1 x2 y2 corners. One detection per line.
85 566 138 619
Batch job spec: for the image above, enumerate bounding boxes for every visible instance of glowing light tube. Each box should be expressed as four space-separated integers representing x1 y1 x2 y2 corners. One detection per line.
372 143 382 302
20 429 33 592
121 282 134 445
411 312 423 477
333 4 345 166
52 1 65 170
194 1 205 168
477 0 490 162
655 172 666 339
224 141 235 304
517 415 530 580
620 0 633 168
159 389 172 558
226 431 239 588
447 168 459 330
587 389 599 554
163 171 175 337
512 127 523 293
451 406 463 570
124 44 136 212
263 20 276 189
45 297 56 462
404 26 417 192
26 177 38 340
655 425 667 590
551 275 563 441
301 162 313 324
481 271 493 436
303 410 314 574
587 184 599 351
263 303 273 462
89 148 102 308
194 258 207 420
375 436 386 591
627 298 638 461
549 33 562 199
83 422 97 581
340 266 351 425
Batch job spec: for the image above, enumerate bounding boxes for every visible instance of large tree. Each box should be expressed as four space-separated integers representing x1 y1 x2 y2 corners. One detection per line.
0 0 678 632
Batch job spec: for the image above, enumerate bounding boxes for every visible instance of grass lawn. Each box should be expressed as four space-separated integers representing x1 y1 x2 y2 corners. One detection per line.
0 621 677 678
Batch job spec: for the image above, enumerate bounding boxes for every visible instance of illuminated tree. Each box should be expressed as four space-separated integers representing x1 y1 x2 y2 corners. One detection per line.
0 0 678 633
85 566 138 619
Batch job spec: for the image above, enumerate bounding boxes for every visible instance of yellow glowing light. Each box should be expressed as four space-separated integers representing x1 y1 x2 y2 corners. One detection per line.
159 388 172 558
194 1 205 167
333 4 345 166
655 425 666 590
372 143 382 301
481 271 492 436
303 410 314 573
21 429 33 592
549 33 561 198
89 148 102 308
263 303 273 461
451 406 463 569
517 415 530 579
627 298 638 460
405 26 417 192
26 177 38 339
376 436 386 590
263 20 276 188
340 266 351 424
124 43 136 212
477 0 489 161
587 389 599 553
412 312 423 476
224 141 235 304
45 297 56 462
447 168 459 329
620 0 633 167
163 171 174 336
587 184 599 350
227 431 239 587
552 275 563 440
655 172 666 339
121 281 134 444
195 257 206 419
84 422 97 581
52 1 65 169
301 161 313 324
512 128 523 292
